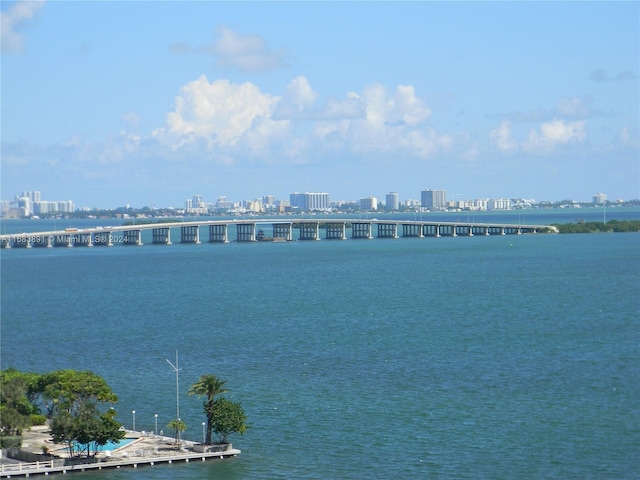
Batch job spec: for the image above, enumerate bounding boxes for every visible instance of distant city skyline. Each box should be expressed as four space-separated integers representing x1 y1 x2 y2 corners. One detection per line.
1 188 620 218
1 1 638 208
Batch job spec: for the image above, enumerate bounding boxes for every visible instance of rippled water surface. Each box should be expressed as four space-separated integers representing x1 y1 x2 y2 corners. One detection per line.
1 217 639 479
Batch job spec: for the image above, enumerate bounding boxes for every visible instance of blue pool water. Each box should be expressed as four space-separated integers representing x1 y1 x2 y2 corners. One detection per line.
75 438 136 453
102 438 136 451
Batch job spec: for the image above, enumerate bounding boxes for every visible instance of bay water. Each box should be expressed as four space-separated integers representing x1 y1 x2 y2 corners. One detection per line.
1 210 639 479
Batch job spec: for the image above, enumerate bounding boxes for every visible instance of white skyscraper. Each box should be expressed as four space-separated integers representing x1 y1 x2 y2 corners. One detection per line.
385 192 399 211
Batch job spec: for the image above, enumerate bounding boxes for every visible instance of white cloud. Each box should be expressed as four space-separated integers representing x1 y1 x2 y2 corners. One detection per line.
150 76 445 162
359 84 431 128
210 26 287 72
490 120 517 153
306 83 445 158
273 76 318 118
153 75 281 148
169 27 288 72
1 0 45 54
524 119 587 153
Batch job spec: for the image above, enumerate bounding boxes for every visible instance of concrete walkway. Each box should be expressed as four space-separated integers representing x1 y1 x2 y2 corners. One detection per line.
0 426 239 478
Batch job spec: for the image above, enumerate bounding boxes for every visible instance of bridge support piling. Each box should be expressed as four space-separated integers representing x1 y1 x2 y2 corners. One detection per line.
352 222 373 239
273 223 292 241
124 230 143 246
402 224 423 238
209 224 228 243
181 226 201 244
236 223 255 242
53 235 73 247
152 227 172 245
377 223 398 239
92 232 113 246
325 222 346 240
78 233 93 247
299 222 320 240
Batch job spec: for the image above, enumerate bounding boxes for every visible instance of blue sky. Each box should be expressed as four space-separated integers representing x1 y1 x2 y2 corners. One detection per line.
1 1 638 209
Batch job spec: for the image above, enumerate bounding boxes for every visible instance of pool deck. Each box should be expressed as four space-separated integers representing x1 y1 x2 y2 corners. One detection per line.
0 426 240 478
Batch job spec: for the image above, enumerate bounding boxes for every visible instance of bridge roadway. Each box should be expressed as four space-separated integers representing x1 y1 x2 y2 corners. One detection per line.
0 218 556 248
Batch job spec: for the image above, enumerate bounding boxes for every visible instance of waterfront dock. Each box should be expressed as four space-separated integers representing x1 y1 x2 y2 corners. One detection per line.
0 426 240 478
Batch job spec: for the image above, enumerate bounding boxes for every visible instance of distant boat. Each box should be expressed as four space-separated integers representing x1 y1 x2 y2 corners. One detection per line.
256 229 287 242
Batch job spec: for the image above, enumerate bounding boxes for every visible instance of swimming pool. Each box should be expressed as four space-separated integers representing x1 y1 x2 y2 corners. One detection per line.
103 438 136 451
75 437 137 452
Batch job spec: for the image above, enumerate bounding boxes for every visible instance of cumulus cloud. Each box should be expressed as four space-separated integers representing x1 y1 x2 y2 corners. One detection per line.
273 76 318 119
524 119 587 153
153 75 281 149
310 84 446 158
170 26 288 73
359 84 431 128
1 0 45 54
490 118 589 155
490 120 517 153
147 75 448 163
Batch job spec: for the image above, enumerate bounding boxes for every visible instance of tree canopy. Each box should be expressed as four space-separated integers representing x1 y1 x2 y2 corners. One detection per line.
1 368 124 457
553 219 640 233
188 374 227 445
207 397 247 444
167 418 187 444
189 374 247 445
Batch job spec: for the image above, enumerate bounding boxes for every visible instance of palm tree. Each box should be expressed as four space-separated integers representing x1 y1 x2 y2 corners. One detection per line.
166 418 186 445
188 375 227 444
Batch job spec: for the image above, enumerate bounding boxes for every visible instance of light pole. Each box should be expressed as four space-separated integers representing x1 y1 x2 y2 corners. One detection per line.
166 350 181 442
132 410 136 432
202 422 206 444
154 413 158 435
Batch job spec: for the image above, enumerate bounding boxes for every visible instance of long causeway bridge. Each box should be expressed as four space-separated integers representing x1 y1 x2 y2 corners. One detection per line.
0 218 556 249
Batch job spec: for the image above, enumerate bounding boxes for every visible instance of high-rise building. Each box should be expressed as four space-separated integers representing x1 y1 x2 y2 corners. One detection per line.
360 197 378 211
487 198 512 210
385 192 399 211
289 192 330 211
592 193 607 204
263 195 275 206
421 189 447 210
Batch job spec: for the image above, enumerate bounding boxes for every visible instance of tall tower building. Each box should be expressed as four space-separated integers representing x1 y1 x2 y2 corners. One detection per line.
421 189 447 210
360 197 378 211
592 193 607 204
385 192 399 211
289 192 330 211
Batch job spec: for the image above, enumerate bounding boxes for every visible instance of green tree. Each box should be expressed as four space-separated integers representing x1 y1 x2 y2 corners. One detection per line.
37 370 118 417
207 397 247 444
0 372 33 436
188 375 227 445
42 370 123 458
76 404 124 456
50 404 125 457
167 418 187 444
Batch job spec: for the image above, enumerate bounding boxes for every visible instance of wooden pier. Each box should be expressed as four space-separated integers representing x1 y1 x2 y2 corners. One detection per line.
0 427 240 478
0 448 240 478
